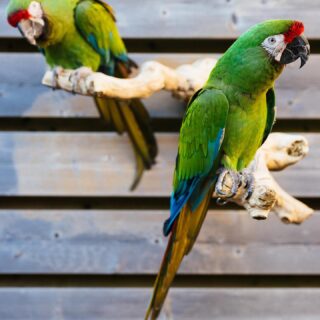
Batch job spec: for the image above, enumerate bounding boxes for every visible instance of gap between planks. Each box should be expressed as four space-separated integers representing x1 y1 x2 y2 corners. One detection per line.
0 196 318 210
0 118 318 133
1 38 320 54
1 275 320 288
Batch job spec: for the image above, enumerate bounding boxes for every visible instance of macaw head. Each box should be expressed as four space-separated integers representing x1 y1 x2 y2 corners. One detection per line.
7 0 46 45
211 20 310 92
234 20 310 69
259 20 310 68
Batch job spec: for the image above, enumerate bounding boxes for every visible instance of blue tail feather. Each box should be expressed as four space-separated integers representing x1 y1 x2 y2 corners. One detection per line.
163 177 200 236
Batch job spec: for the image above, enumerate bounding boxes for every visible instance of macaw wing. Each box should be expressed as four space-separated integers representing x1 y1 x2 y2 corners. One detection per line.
164 88 229 236
75 0 128 73
145 88 229 319
262 87 276 145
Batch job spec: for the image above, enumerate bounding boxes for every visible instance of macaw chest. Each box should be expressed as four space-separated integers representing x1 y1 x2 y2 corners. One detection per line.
221 97 268 171
43 36 101 71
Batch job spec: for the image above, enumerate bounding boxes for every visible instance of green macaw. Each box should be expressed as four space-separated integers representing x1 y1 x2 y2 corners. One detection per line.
6 0 158 190
145 20 310 319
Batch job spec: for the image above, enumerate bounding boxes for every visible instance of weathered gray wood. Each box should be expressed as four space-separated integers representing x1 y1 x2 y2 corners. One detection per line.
0 132 317 197
0 288 320 320
0 53 188 119
0 53 319 119
0 210 318 274
1 0 319 39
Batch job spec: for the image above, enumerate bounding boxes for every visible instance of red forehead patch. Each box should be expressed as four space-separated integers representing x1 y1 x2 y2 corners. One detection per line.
8 10 30 27
284 21 305 43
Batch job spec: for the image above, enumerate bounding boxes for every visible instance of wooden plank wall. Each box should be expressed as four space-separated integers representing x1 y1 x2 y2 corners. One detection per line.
1 0 320 319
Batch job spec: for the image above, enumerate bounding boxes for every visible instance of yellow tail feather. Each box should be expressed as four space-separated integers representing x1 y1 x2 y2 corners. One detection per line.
94 96 157 190
145 187 214 319
118 100 152 168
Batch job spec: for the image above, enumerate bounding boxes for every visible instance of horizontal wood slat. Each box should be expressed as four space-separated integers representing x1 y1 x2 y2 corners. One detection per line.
0 53 319 119
0 210 317 275
0 132 317 197
1 288 320 320
1 0 319 39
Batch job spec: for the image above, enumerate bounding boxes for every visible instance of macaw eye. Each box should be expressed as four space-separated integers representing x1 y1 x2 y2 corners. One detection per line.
268 37 277 45
30 1 38 9
28 1 43 18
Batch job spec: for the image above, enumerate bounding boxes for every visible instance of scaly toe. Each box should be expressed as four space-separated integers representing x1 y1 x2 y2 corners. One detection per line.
215 168 229 196
69 67 93 94
215 168 241 198
241 170 255 200
51 66 64 90
229 171 241 197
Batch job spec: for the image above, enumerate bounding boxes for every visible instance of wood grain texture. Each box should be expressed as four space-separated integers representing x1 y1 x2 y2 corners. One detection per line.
0 210 318 275
1 0 320 39
0 132 317 197
1 288 320 320
0 53 319 119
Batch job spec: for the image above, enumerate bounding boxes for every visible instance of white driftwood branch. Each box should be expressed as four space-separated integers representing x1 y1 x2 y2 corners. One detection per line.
41 61 313 225
42 58 217 100
215 133 313 224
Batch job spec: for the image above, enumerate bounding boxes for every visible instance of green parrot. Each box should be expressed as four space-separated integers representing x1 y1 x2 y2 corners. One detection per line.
6 0 158 190
145 20 310 319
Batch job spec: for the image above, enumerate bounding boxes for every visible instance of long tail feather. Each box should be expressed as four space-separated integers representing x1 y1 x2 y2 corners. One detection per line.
95 96 112 128
95 96 126 134
145 186 214 320
94 95 157 190
131 146 146 191
118 100 153 168
116 60 158 163
93 60 158 190
131 98 158 162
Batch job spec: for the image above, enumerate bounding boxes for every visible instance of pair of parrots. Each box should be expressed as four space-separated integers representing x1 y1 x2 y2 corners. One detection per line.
6 1 310 319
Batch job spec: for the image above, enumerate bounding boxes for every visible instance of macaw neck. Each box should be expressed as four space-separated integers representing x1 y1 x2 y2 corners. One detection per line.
206 47 284 96
43 30 101 70
36 0 79 48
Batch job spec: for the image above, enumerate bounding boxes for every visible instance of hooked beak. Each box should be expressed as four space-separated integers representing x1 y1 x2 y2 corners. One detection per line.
280 35 310 68
17 17 45 46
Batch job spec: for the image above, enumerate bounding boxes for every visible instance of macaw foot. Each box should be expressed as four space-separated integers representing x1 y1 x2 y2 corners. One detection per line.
240 169 255 200
215 168 241 204
69 67 93 94
51 66 64 89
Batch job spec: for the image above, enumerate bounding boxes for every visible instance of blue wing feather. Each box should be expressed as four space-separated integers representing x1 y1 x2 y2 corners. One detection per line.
164 127 225 236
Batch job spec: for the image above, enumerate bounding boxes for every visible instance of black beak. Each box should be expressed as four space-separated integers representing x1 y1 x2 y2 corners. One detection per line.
280 35 310 68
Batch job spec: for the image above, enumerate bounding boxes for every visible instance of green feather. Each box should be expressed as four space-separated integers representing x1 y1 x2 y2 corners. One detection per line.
75 0 128 71
174 88 229 189
262 87 276 144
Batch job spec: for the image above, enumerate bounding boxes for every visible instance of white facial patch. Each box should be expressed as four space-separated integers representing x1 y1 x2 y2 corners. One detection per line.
261 34 286 62
28 1 44 25
18 1 44 45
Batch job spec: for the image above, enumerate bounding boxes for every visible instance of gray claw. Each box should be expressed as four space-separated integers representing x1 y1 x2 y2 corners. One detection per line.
51 66 63 90
229 171 240 197
216 197 228 206
241 170 255 200
70 73 77 94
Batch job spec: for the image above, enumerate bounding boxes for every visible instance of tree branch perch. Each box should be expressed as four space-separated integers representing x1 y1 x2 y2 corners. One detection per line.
215 133 313 224
41 59 313 224
42 58 217 100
